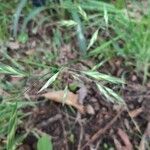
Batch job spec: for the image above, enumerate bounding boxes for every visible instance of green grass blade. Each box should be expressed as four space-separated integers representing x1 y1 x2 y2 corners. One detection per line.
80 0 120 13
1 49 24 70
78 6 88 21
0 64 27 77
59 20 77 27
87 29 99 50
89 35 122 56
96 83 114 103
82 70 125 84
21 7 46 33
66 0 87 54
38 71 60 93
103 4 109 28
7 103 18 150
13 0 27 38
104 86 124 104
96 83 124 104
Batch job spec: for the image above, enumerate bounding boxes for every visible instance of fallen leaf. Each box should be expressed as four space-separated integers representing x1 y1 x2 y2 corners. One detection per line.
41 91 85 113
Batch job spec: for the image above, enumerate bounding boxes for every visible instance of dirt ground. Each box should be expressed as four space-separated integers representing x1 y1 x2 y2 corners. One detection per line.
13 45 150 150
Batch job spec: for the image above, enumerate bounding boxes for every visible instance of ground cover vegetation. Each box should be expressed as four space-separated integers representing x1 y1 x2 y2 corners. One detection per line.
0 0 150 149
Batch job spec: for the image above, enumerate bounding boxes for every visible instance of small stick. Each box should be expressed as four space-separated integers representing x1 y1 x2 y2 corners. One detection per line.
129 107 143 118
139 122 150 150
37 114 62 128
77 121 84 150
81 108 123 149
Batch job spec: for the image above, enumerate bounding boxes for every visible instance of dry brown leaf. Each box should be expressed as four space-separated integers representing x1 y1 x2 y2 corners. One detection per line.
41 91 85 113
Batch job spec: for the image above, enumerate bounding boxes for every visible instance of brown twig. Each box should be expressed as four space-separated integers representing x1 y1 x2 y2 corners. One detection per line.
81 108 124 149
139 122 150 150
77 121 84 150
129 107 143 118
37 114 62 128
60 119 69 150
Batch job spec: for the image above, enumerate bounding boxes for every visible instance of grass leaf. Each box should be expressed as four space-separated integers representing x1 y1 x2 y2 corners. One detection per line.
59 20 77 27
69 2 87 54
82 70 125 84
89 35 122 56
103 5 108 28
96 83 124 104
104 86 124 104
78 6 88 21
0 64 27 77
7 103 18 150
87 29 99 50
13 0 27 38
21 7 46 32
38 71 59 93
96 83 114 103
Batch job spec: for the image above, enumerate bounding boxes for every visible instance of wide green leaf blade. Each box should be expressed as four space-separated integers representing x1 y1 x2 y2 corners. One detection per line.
37 135 53 150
